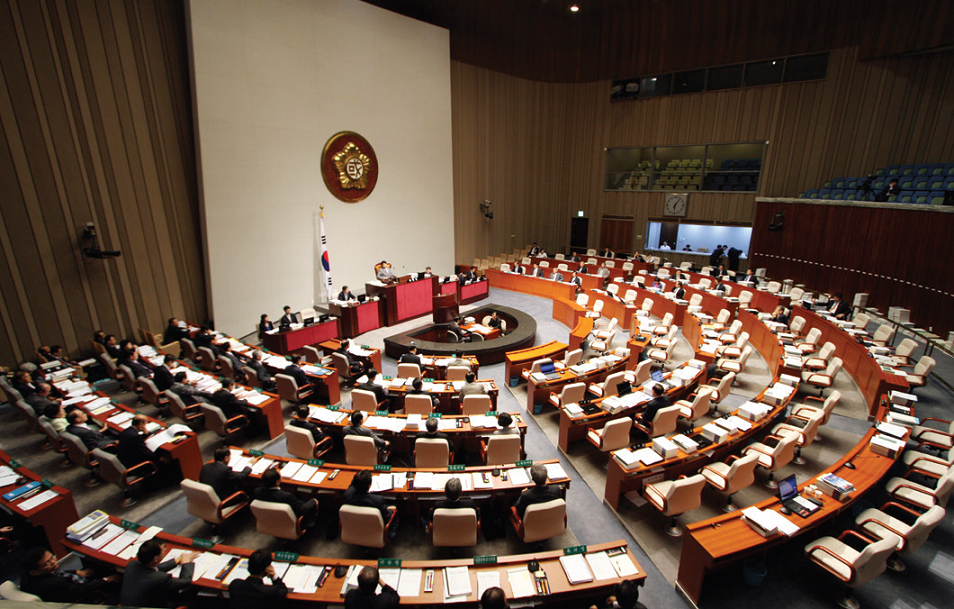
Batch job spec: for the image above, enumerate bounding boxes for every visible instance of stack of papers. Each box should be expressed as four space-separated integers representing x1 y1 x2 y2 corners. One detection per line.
559 554 594 584
507 568 535 598
444 566 472 598
508 468 531 486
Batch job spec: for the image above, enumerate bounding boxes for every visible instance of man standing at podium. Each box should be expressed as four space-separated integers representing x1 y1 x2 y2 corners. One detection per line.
377 261 397 283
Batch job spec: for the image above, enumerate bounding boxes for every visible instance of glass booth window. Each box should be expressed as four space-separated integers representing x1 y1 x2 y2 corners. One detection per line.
605 142 765 192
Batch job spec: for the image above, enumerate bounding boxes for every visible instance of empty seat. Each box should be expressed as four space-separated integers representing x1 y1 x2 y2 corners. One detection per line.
804 530 899 609
644 474 707 536
742 432 799 488
701 453 760 512
181 479 248 534
586 417 633 452
856 503 945 570
92 448 157 507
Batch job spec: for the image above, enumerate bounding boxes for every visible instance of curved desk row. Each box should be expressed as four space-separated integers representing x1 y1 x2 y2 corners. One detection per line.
527 352 631 413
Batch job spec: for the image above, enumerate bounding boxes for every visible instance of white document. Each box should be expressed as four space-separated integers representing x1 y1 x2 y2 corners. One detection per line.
82 523 124 550
397 569 423 597
101 530 139 556
310 470 328 484
19 490 58 511
250 458 275 475
508 468 531 486
610 553 639 577
544 463 569 481
372 473 394 492
279 461 303 479
379 568 401 591
444 566 472 597
293 465 318 482
477 571 501 598
230 456 253 473
584 551 617 581
413 472 434 490
559 554 594 584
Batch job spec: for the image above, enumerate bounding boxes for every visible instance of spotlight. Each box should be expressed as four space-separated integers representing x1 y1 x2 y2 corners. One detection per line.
569 4 579 12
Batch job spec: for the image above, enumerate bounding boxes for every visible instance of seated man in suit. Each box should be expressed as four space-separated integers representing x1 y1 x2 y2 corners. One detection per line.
216 342 245 383
601 247 614 258
119 349 154 381
103 334 123 358
342 411 390 457
458 267 477 283
342 471 397 538
345 566 399 609
117 414 161 469
26 382 59 414
417 416 451 453
528 242 540 256
356 367 390 407
569 272 582 289
596 266 611 279
769 305 790 326
529 263 545 278
211 379 253 420
279 305 297 327
513 464 562 518
426 476 477 524
254 467 318 529
448 350 472 371
550 269 565 282
12 370 37 399
152 354 177 392
714 264 729 278
487 311 503 330
511 261 526 275
570 252 582 263
66 410 115 451
163 317 189 345
20 546 120 603
447 317 472 342
245 350 276 391
636 384 670 431
742 268 759 286
284 354 314 390
192 325 221 357
377 261 397 283
423 266 434 277
169 372 214 405
335 339 365 376
337 285 357 301
407 377 438 408
827 292 851 320
399 343 422 367
290 404 329 444
671 282 686 300
713 277 727 293
121 539 197 608
228 550 287 608
576 262 589 274
199 446 250 500
459 371 488 398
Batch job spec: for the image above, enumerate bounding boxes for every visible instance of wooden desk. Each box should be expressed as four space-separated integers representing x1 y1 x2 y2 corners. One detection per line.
0 449 78 557
256 351 341 406
319 339 383 373
627 288 687 329
329 299 383 338
552 298 586 330
367 276 438 326
526 354 629 413
586 289 638 331
485 269 576 301
64 518 645 607
460 278 490 304
261 319 339 355
667 268 784 313
659 280 739 320
504 341 568 386
677 405 899 604
570 317 595 352
384 378 500 415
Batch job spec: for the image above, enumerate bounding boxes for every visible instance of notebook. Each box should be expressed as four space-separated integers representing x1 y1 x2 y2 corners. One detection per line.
651 370 665 383
778 474 821 518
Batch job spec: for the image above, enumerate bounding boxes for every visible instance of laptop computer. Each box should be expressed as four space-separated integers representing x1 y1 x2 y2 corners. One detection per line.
540 361 561 381
617 380 633 396
777 474 822 518
651 370 665 383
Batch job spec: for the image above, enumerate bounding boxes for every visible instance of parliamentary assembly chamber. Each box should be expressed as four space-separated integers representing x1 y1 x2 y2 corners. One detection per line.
0 1 952 608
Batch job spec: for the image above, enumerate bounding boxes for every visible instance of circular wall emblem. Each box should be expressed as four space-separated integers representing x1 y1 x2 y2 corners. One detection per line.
321 131 378 203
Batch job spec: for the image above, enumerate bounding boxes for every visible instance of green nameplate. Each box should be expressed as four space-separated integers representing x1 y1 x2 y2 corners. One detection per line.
255 387 263 393
374 464 392 472
192 538 215 549
262 348 269 353
424 378 435 383
8 459 20 468
378 558 402 568
375 410 389 416
383 376 393 381
515 460 533 467
249 450 264 457
40 478 55 488
485 411 497 416
328 405 339 411
447 464 466 472
563 545 587 555
274 551 299 562
120 519 140 531
474 555 497 565
308 459 325 467
431 413 442 418
361 345 372 350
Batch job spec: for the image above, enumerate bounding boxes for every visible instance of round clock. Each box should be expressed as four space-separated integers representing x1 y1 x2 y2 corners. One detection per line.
664 193 688 217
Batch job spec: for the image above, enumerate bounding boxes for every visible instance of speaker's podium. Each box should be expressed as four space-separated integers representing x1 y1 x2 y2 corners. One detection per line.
366 275 438 326
433 292 458 323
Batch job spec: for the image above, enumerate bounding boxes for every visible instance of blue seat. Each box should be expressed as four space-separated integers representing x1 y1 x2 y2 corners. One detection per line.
900 164 916 176
943 178 954 190
928 163 944 176
928 178 944 191
803 189 819 199
912 178 929 190
832 177 847 188
875 167 887 176
819 189 832 199
747 158 761 168
726 175 739 184
830 189 845 200
738 175 752 185
884 165 900 176
899 178 914 190
912 190 930 204
873 179 885 190
721 159 734 169
915 165 930 176
887 194 898 202
929 190 946 205
898 190 914 203
733 159 748 169
712 175 726 185
944 163 954 177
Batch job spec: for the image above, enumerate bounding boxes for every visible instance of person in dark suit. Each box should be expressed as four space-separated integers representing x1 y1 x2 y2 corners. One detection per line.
417 416 452 453
356 368 391 408
769 306 790 326
117 415 159 468
742 268 759 286
874 177 901 202
218 342 246 382
245 350 276 391
65 410 114 451
344 566 400 609
426 476 477 524
279 305 297 327
487 311 503 329
254 467 317 529
121 539 197 608
212 379 251 419
257 314 274 340
672 282 686 299
511 262 525 275
163 318 188 345
199 447 250 501
601 247 614 258
20 546 120 603
713 278 727 293
528 243 540 256
570 252 582 263
152 354 176 392
726 247 742 272
335 339 365 376
120 350 153 380
827 292 851 320
290 404 329 444
637 383 670 427
576 263 589 274
447 317 471 342
337 285 357 301
399 344 422 367
25 382 59 414
284 354 312 388
342 471 396 524
550 269 565 282
343 411 390 453
713 264 729 278
458 268 477 283
407 376 438 407
169 372 214 405
192 326 221 357
513 464 562 518
228 550 287 609
569 272 582 289
103 334 122 358
12 370 37 399
530 263 545 278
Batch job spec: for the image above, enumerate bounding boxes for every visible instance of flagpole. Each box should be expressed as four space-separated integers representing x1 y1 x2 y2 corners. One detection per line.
318 206 333 306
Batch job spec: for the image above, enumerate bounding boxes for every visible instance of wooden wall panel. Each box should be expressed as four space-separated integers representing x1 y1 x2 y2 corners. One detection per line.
750 201 954 337
0 0 204 365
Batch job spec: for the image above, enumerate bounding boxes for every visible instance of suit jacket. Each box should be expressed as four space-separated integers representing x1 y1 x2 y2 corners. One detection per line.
459 381 487 397
602 249 613 257
228 576 288 609
337 291 356 301
487 317 502 329
26 394 57 414
212 389 249 419
124 359 153 379
254 486 313 517
169 382 213 405
713 283 727 293
66 423 114 451
512 264 525 275
744 274 759 286
280 313 297 326
345 584 400 609
513 485 563 517
284 364 310 388
121 559 194 608
569 277 582 288
21 570 107 603
117 427 158 469
531 268 544 278
153 365 174 392
163 325 188 345
399 352 422 366
342 424 386 448
246 359 271 384
357 380 389 405
105 344 123 358
290 418 327 443
550 272 565 282
377 266 396 281
222 352 245 377
828 300 851 318
429 497 478 521
673 288 686 299
341 485 390 519
199 460 249 500
638 395 671 426
528 246 540 256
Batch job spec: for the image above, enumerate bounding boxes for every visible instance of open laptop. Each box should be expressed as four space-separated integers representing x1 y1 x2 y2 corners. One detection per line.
540 361 561 381
777 474 821 518
651 370 665 383
617 380 633 396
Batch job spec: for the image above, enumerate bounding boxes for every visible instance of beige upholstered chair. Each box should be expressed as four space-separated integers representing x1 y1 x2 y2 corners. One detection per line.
772 411 824 465
404 394 434 416
179 337 197 362
339 505 395 548
701 453 759 512
719 319 742 343
586 417 632 452
871 324 895 347
675 388 713 423
717 345 753 377
796 327 822 353
788 315 806 336
856 503 945 570
890 338 918 366
885 468 954 510
200 403 248 442
644 474 707 536
652 312 675 335
60 431 108 487
352 388 385 411
738 291 753 308
804 530 899 609
804 341 836 370
275 373 314 407
216 356 236 380
715 309 732 325
766 281 781 293
791 390 841 442
164 390 203 425
414 438 452 468
181 479 248 534
251 500 306 540
522 358 553 381
344 435 381 466
397 363 423 378
139 378 169 412
117 365 138 393
633 405 681 439
743 432 799 488
588 371 628 399
904 356 935 389
92 448 157 507
331 352 356 386
446 365 471 381
462 394 493 415
585 299 605 319
909 417 954 452
509 498 567 543
802 357 843 396
564 348 583 367
699 372 735 411
634 359 653 386
0 581 40 601
549 382 587 410
197 347 218 372
431 508 479 547
903 449 954 477
285 425 333 460
480 434 522 465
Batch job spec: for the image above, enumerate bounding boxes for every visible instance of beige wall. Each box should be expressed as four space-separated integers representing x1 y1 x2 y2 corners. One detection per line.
188 0 455 337
0 0 204 365
452 47 954 264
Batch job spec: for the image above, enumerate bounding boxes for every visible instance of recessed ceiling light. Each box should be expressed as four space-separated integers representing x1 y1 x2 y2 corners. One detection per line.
569 5 580 12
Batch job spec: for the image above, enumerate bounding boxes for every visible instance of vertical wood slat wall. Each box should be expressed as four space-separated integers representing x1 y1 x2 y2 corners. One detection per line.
0 0 204 366
451 46 954 268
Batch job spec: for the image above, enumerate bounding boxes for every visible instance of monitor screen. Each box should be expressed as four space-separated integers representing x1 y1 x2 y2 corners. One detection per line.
777 474 798 502
651 370 664 382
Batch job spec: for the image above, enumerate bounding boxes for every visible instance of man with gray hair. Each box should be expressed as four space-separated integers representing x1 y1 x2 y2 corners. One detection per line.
345 565 399 609
427 476 478 525
244 350 275 391
512 463 562 517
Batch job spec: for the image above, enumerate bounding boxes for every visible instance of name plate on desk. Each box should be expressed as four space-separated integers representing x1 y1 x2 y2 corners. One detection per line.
308 459 325 467
8 459 20 469
375 410 389 416
328 406 340 411
249 450 264 457
515 460 533 467
474 555 497 565
120 519 140 531
563 545 587 555
378 558 402 568
41 478 55 489
448 464 466 472
192 538 216 549
374 465 392 472
275 551 300 562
